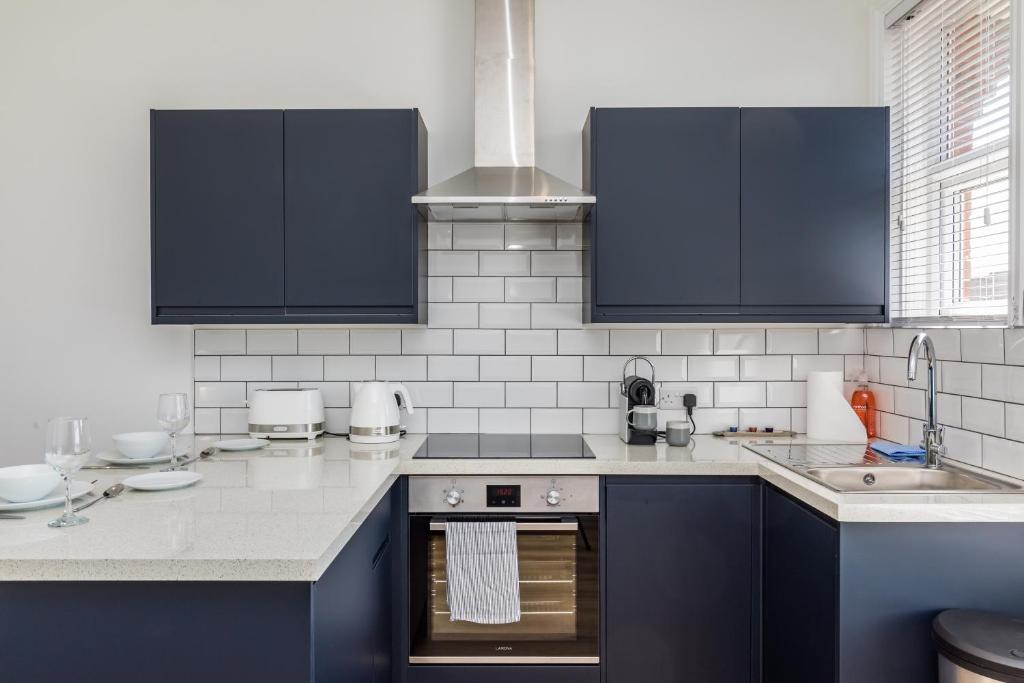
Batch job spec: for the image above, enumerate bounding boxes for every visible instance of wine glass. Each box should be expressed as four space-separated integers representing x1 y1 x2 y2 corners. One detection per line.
44 417 92 528
157 393 190 470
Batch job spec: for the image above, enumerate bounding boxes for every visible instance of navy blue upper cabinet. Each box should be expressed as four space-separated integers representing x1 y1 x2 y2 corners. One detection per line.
583 106 888 322
605 477 760 683
151 109 426 324
740 107 889 321
584 107 742 322
284 110 425 322
151 110 285 318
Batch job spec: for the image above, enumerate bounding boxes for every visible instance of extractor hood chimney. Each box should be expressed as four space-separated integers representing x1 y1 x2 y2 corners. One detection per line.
411 0 595 222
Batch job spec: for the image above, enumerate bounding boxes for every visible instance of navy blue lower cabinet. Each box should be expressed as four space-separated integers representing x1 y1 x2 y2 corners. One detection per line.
762 483 838 683
604 477 760 683
406 667 599 683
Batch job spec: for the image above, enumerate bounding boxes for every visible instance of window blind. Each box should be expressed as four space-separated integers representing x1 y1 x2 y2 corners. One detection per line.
887 0 1013 322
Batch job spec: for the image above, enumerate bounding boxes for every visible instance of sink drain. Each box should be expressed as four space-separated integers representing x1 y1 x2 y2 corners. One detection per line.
863 473 876 486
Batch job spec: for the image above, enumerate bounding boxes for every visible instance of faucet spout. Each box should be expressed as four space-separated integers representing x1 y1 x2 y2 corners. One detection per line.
906 332 944 468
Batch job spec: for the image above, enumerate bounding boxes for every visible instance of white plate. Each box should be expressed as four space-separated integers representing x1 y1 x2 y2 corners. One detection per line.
0 480 93 511
95 451 171 466
123 471 203 492
212 439 269 452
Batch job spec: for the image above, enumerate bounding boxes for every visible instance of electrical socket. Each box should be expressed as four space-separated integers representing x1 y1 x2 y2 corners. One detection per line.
659 391 699 411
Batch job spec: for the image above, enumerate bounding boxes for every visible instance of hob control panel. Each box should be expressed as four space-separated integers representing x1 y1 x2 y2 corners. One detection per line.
409 476 600 514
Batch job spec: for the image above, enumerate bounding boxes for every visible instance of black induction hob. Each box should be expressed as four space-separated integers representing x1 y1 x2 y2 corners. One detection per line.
412 434 595 459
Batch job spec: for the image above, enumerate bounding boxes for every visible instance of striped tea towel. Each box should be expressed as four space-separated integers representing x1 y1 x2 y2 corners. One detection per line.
445 521 521 624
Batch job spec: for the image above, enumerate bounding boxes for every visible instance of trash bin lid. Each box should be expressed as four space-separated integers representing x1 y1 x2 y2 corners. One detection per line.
934 610 1024 682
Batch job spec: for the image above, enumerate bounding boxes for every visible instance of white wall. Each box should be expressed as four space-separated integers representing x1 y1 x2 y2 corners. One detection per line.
0 0 875 463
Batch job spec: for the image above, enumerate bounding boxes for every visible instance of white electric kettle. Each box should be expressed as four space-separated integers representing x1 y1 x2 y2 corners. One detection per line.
349 381 414 444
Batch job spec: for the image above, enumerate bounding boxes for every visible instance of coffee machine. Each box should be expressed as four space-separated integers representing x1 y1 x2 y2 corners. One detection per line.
619 356 658 445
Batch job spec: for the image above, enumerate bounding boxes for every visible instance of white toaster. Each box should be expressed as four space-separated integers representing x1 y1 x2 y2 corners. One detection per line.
248 388 325 440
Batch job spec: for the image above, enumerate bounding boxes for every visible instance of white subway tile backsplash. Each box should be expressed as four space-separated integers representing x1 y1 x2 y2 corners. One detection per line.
454 330 504 355
558 382 608 408
879 412 910 444
943 427 982 467
480 356 531 381
1005 329 1024 366
879 356 910 387
583 408 619 434
193 408 220 434
427 223 453 249
962 397 1005 437
403 382 453 408
791 408 807 433
480 303 531 329
453 224 504 250
324 356 375 381
791 355 844 381
870 382 894 412
428 356 479 381
893 386 925 420
740 356 791 381
428 251 478 276
453 277 504 302
298 330 349 355
660 382 714 407
534 356 583 381
688 356 739 381
982 364 1024 404
765 329 817 355
506 330 557 355
247 330 297 355
982 436 1024 479
714 382 766 408
194 356 220 381
428 276 453 302
220 408 249 434
584 356 632 381
376 355 427 381
221 356 271 382
403 329 453 355
325 408 353 434
428 303 479 328
479 250 530 276
558 330 608 355
195 382 246 408
351 330 402 355
819 329 864 354
195 330 246 356
894 328 961 361
940 362 981 397
864 329 893 357
1006 403 1024 442
505 224 556 250
766 382 807 407
556 224 583 250
609 330 661 355
507 382 557 407
272 356 323 381
662 330 713 356
480 409 531 434
739 408 791 431
691 408 738 434
505 277 556 303
531 251 582 276
714 330 765 355
299 381 350 408
454 382 504 407
531 409 582 434
937 393 961 428
245 382 297 403
428 408 478 433
556 277 583 303
650 356 687 382
961 329 1004 364
531 303 582 329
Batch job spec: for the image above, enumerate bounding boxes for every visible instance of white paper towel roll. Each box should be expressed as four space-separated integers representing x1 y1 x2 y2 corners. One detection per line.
806 371 867 443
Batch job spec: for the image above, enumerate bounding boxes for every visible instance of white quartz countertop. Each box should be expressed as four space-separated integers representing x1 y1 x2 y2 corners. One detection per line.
2 433 1024 582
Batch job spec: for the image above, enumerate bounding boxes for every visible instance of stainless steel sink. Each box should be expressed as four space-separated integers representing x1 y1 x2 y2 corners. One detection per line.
801 465 1024 494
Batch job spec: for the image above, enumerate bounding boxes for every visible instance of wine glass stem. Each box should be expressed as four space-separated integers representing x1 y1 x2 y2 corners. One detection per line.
170 432 177 469
63 475 72 520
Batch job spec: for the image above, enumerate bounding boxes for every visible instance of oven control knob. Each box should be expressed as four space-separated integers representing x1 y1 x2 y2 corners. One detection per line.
545 488 562 507
444 488 463 507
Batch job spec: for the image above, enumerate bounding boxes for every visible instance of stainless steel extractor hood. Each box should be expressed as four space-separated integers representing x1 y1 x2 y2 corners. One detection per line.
412 0 595 222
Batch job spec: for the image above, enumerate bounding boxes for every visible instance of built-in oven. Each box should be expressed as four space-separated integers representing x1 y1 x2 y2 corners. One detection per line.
407 476 600 665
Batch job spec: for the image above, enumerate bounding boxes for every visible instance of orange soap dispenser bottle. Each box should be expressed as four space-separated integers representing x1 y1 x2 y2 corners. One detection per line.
851 372 877 438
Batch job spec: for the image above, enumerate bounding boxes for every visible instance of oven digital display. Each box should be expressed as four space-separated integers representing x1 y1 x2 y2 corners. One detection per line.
486 484 521 507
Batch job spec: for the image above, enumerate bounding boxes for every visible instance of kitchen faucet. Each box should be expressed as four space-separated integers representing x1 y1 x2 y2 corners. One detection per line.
906 332 945 469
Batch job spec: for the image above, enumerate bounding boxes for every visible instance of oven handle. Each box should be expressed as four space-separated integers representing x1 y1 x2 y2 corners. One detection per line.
428 520 578 532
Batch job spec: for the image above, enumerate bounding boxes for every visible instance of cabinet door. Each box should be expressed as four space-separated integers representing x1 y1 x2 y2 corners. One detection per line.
371 531 393 683
763 484 838 683
150 110 284 318
740 107 888 316
605 478 757 683
590 108 741 319
284 109 419 318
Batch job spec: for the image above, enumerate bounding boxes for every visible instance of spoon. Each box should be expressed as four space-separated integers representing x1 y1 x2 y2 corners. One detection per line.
72 483 125 513
162 447 217 472
0 514 26 520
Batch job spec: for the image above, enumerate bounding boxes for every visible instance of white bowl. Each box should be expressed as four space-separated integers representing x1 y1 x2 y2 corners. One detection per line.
0 464 61 503
112 431 169 459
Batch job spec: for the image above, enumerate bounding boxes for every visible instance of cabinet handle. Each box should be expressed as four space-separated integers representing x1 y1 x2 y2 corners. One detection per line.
371 534 390 570
428 521 578 532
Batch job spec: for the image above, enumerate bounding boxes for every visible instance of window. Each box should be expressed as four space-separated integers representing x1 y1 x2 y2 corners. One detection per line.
886 0 1015 323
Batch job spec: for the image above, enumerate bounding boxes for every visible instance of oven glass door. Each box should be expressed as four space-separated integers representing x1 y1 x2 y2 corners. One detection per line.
409 514 600 664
